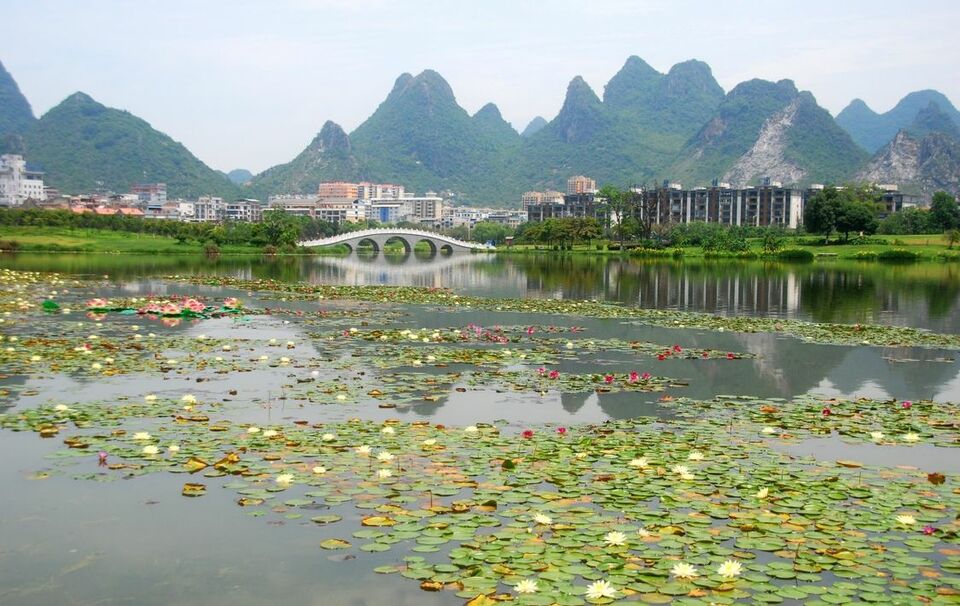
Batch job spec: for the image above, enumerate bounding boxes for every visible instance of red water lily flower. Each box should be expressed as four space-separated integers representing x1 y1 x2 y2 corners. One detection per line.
522 430 534 439
822 408 832 416
673 345 682 353
537 367 546 376
657 354 666 361
641 372 651 380
556 427 567 435
526 326 536 335
701 351 709 358
604 374 615 384
726 353 735 359
548 370 560 379
922 525 936 535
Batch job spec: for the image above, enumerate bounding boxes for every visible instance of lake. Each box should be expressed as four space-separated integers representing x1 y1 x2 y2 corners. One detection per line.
0 252 957 605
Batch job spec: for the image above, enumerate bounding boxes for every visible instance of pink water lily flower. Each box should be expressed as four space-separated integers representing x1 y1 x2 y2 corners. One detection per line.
641 372 651 380
526 326 536 335
183 298 205 313
537 367 547 376
548 370 560 379
604 374 615 384
628 371 639 383
86 298 109 309
223 297 240 309
902 401 912 409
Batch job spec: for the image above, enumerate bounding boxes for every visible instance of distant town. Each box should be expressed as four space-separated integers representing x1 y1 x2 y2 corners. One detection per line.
0 153 923 233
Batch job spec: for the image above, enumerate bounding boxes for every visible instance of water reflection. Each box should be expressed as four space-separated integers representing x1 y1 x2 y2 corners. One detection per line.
2 252 960 332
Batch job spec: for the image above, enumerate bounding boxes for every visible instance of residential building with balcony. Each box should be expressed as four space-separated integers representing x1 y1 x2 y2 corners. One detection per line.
0 154 46 207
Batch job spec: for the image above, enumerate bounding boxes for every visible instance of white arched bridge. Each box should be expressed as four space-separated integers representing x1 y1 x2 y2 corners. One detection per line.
299 228 493 254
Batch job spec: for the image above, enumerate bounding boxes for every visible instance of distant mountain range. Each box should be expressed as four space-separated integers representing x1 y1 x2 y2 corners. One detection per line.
1 57 958 205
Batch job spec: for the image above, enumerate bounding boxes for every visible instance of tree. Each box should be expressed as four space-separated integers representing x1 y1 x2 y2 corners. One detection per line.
947 228 960 249
930 191 959 231
470 221 512 245
803 187 841 241
598 185 628 247
835 202 878 242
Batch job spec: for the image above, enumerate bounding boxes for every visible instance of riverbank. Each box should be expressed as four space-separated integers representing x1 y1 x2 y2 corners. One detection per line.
498 233 960 262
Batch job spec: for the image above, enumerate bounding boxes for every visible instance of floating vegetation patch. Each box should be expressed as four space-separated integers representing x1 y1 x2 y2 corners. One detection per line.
174 276 960 349
2 397 958 605
84 295 247 320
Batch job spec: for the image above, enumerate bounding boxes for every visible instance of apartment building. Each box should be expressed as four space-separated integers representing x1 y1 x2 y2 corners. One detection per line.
566 175 597 195
0 154 46 206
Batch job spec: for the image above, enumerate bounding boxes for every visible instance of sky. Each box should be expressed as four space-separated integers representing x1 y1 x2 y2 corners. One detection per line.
3 0 959 174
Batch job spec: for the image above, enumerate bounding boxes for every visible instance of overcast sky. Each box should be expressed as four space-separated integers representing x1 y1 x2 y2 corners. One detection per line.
3 0 958 174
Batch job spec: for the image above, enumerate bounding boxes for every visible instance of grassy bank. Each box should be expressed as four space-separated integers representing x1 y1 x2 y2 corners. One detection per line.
0 226 266 254
498 234 960 262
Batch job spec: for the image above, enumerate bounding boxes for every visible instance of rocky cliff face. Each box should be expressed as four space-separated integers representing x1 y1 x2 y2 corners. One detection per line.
723 99 806 186
857 131 960 194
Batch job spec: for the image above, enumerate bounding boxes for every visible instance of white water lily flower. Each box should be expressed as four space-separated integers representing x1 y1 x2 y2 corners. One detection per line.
181 394 196 404
637 527 651 538
756 487 769 499
286 341 295 347
247 426 261 434
54 404 70 412
377 468 392 479
349 327 358 333
421 438 437 447
262 429 279 438
533 513 553 525
279 357 290 364
336 394 347 401
145 394 158 402
688 451 705 461
604 531 627 546
464 426 479 434
761 426 777 434
629 457 649 468
902 433 920 442
717 559 743 579
196 334 206 340
376 451 395 462
671 562 699 579
90 362 102 370
142 445 160 456
575 452 588 459
167 444 180 453
259 355 269 362
30 355 41 362
381 426 395 435
585 579 616 600
514 579 538 594
312 466 327 475
222 345 231 351
355 445 372 456
896 514 916 525
275 473 294 485
132 432 152 440
565 342 574 349
870 431 884 441
321 433 336 442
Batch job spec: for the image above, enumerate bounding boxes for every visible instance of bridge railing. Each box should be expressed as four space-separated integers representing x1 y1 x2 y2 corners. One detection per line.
299 228 492 250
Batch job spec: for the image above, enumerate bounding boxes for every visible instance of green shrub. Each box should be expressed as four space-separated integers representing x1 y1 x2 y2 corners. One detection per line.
203 241 220 256
263 245 278 255
877 249 919 262
850 251 879 261
0 239 20 251
777 248 814 261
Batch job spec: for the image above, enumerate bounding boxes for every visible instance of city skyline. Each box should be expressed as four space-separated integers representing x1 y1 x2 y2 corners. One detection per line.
2 0 958 174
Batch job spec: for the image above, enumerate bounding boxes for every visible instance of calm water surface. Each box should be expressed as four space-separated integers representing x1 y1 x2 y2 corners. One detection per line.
1 252 958 605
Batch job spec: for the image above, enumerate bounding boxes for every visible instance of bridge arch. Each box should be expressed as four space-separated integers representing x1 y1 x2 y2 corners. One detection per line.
299 228 493 254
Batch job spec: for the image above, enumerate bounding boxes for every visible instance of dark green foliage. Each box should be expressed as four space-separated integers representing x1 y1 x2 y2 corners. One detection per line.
878 207 935 235
22 93 238 199
520 116 547 138
877 249 920 262
908 102 960 140
783 93 869 183
517 217 602 246
930 191 960 230
0 60 35 139
777 248 814 261
0 208 340 247
468 221 512 245
836 90 960 153
804 186 881 242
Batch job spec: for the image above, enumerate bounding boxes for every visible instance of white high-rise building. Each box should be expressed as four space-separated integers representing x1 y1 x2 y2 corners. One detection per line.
0 154 46 207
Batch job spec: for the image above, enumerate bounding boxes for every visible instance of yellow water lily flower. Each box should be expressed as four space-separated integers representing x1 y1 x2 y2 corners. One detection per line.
181 394 197 404
671 562 699 579
628 457 649 468
716 559 743 579
756 487 769 499
514 579 538 594
870 431 884 441
687 451 704 461
312 466 327 475
902 433 920 442
321 433 336 441
132 432 152 440
275 474 294 485
532 513 553 525
896 514 916 525
247 426 261 434
144 394 158 402
585 579 616 600
381 426 395 435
